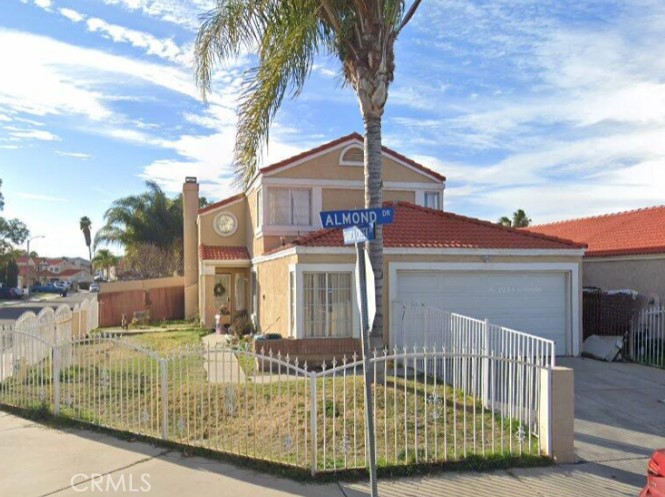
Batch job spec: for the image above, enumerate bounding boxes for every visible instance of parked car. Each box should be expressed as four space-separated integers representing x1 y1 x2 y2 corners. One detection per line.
31 284 62 294
0 287 21 300
641 449 665 497
89 283 100 293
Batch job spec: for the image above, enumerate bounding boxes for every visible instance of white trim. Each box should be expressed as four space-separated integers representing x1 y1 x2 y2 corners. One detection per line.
388 262 581 356
201 260 252 274
262 177 443 189
294 263 358 339
585 253 665 262
258 226 319 237
212 211 239 237
251 247 297 265
251 245 585 264
339 144 364 166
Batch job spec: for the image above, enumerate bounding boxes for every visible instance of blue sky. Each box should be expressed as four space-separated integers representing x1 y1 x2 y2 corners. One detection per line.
1 0 664 259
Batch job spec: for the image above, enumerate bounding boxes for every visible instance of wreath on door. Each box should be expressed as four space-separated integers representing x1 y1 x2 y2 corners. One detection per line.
214 282 226 297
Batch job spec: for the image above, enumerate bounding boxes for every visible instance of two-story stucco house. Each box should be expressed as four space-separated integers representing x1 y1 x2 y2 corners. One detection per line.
182 133 586 356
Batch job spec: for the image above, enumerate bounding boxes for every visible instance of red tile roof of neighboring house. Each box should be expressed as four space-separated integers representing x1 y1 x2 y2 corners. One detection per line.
288 202 585 251
525 205 665 257
59 269 84 277
259 132 446 181
199 245 251 261
198 193 245 215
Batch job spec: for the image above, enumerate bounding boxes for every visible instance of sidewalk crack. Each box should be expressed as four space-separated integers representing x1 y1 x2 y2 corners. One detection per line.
38 449 172 497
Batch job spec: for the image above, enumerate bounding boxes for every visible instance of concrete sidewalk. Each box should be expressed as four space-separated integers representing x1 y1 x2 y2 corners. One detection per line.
0 411 647 497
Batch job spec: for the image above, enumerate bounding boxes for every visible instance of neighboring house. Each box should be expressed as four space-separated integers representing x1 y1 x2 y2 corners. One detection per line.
183 133 585 356
526 205 665 305
17 256 93 288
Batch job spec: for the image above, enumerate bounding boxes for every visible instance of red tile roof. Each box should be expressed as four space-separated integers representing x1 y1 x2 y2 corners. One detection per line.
290 202 585 251
525 205 665 257
259 132 446 181
199 245 251 261
198 192 245 215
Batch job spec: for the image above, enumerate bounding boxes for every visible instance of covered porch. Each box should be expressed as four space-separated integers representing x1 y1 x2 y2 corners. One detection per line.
199 245 251 329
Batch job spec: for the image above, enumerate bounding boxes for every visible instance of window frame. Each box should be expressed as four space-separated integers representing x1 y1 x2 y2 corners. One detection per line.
424 191 441 210
266 187 312 226
290 263 358 339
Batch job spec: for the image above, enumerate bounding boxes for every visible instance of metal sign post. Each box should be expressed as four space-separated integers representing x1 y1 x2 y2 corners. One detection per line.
355 240 379 497
330 207 393 497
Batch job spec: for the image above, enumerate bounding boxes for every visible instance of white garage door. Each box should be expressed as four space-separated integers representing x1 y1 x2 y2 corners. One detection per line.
396 270 569 355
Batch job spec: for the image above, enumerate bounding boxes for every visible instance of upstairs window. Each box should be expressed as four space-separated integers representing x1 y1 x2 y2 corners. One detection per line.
267 188 311 226
339 145 364 166
424 191 441 210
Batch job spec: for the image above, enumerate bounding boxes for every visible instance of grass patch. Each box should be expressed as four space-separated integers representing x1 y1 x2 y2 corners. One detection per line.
125 329 207 352
0 338 547 478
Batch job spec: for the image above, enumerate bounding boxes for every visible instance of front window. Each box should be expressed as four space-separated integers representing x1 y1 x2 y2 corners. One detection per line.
267 188 311 225
303 272 352 338
424 191 440 210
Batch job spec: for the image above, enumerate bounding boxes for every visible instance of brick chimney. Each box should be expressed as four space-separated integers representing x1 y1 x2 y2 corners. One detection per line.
183 177 199 320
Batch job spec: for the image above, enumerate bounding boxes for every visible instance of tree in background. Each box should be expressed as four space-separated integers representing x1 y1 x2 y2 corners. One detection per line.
195 0 424 339
94 181 208 278
499 209 532 228
0 258 19 287
0 179 29 276
124 243 182 280
92 249 119 281
80 216 93 262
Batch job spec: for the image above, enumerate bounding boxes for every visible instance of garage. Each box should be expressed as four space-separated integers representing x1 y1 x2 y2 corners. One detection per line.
393 266 575 355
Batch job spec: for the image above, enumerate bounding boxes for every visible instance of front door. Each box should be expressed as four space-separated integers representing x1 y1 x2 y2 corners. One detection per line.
214 270 249 326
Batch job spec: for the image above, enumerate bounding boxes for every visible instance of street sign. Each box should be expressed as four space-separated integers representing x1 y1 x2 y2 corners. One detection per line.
342 224 375 244
355 247 376 331
320 207 394 229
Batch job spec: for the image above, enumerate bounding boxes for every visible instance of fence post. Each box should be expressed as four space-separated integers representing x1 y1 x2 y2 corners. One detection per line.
52 345 61 415
160 358 168 440
310 371 317 476
539 366 574 463
483 319 490 408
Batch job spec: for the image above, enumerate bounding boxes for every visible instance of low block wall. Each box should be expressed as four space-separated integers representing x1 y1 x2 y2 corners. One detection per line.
254 337 362 366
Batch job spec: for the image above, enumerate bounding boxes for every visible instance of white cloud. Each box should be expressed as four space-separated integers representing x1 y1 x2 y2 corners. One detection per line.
98 0 215 30
86 17 185 64
59 8 85 23
5 128 59 141
0 28 202 124
56 150 92 159
34 0 52 10
15 192 66 202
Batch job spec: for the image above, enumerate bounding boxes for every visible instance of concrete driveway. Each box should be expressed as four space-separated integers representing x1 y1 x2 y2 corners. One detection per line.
1 357 663 496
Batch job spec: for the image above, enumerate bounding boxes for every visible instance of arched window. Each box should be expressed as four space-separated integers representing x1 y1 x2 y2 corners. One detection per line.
339 145 364 166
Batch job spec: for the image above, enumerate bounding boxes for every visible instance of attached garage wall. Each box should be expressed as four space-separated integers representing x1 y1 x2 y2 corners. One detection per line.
389 261 582 356
396 270 569 354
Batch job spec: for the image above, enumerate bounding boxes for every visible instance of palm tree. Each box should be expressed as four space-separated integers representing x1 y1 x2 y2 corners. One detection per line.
80 216 93 263
95 181 184 251
195 0 423 340
498 209 532 228
92 249 119 281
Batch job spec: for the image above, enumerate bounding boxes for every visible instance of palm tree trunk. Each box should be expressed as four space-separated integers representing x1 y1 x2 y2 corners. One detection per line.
364 115 384 343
